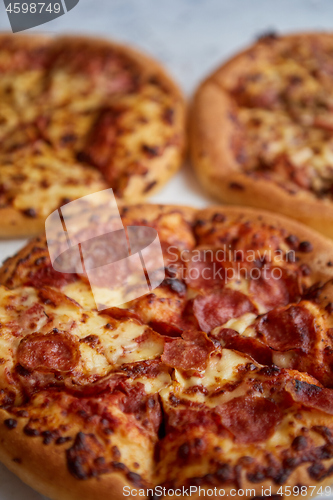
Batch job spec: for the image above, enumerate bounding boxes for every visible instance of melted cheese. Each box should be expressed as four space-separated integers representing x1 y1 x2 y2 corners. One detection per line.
0 285 164 386
221 312 257 334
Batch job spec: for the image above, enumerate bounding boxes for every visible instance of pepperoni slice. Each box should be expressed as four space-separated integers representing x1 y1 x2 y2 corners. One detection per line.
161 331 215 371
249 268 301 310
17 332 80 373
26 264 77 289
286 379 333 415
149 321 183 337
185 250 226 291
216 396 282 443
256 305 315 351
193 289 257 333
212 328 273 365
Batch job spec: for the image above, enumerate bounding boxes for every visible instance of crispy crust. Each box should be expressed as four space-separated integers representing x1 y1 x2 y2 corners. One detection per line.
190 32 333 239
1 405 333 500
2 204 333 500
0 33 186 238
0 409 131 500
0 207 50 239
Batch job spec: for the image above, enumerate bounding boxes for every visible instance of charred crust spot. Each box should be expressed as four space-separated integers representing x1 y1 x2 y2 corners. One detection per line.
80 335 100 347
285 234 299 249
169 393 181 406
247 471 266 483
112 445 121 460
142 144 160 157
61 197 71 205
257 31 279 42
273 468 292 485
22 208 37 218
163 107 174 125
112 461 126 471
257 366 280 376
298 241 313 253
67 432 110 480
312 426 333 443
300 263 311 276
302 282 322 301
66 432 92 480
61 133 77 145
326 303 333 314
127 471 143 486
212 213 226 223
34 256 47 266
162 277 186 296
229 182 244 191
292 435 307 451
308 462 326 480
143 181 157 193
41 430 57 445
215 463 233 482
194 219 206 228
178 442 190 460
23 425 40 437
16 410 29 418
56 436 72 445
4 418 17 430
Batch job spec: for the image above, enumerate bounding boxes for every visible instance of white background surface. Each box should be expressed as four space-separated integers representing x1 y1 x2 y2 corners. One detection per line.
1 0 333 498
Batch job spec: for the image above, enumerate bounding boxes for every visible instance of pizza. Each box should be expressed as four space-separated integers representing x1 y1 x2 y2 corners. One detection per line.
1 204 333 499
0 34 185 238
190 32 333 239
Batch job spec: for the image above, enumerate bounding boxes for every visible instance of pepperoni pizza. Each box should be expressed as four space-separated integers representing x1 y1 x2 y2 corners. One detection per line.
191 32 333 238
0 34 185 237
0 205 333 498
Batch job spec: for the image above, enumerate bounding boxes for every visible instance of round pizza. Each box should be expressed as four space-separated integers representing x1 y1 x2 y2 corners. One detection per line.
1 204 333 499
0 34 185 238
190 32 333 239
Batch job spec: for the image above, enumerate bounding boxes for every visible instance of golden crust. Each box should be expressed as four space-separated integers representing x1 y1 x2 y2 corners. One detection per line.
190 32 333 239
0 33 186 238
0 207 48 239
3 405 332 500
0 409 131 500
1 404 333 500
